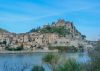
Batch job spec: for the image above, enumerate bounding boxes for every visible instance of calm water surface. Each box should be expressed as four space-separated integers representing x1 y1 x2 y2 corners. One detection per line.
0 52 90 71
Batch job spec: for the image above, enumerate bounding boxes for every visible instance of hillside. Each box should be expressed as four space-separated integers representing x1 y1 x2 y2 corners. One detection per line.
0 19 92 52
0 28 9 33
29 19 82 37
0 19 84 39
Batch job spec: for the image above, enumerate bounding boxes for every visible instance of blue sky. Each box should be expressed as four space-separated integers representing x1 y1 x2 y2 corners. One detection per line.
0 0 100 40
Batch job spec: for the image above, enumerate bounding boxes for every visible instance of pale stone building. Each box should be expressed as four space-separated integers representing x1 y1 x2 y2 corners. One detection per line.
47 33 59 44
51 37 70 46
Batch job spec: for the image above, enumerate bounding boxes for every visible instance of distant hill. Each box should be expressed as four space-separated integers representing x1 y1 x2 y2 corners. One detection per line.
0 28 9 33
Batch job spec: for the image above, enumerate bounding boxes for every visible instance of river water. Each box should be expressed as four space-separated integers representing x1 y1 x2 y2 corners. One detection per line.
0 52 90 71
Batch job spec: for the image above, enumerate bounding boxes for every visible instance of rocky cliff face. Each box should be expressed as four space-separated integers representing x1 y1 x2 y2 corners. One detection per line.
53 19 81 37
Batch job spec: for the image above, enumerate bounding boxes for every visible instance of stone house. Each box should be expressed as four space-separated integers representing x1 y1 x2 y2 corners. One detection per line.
46 33 59 44
50 37 70 46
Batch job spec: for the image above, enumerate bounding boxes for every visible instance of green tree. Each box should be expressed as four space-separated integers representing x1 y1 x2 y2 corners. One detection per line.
81 35 86 40
3 40 7 45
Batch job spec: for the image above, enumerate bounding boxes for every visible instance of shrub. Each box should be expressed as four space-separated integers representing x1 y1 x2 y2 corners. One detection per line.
32 65 45 71
5 46 23 51
56 59 84 71
48 46 78 52
88 40 100 71
42 53 59 71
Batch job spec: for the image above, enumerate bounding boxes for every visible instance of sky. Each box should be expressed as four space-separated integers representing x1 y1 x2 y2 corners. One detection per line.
0 0 100 40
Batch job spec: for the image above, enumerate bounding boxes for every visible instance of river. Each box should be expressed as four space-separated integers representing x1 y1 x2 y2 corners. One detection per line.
0 52 90 71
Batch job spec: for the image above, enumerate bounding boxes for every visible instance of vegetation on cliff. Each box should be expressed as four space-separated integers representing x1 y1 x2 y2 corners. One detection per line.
40 25 71 37
30 25 71 37
5 45 23 51
48 45 84 52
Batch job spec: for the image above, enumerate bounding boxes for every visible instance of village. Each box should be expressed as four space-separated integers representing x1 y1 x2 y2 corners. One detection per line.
0 19 93 52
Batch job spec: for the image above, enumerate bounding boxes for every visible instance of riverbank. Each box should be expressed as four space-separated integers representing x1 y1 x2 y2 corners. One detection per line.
0 50 58 54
